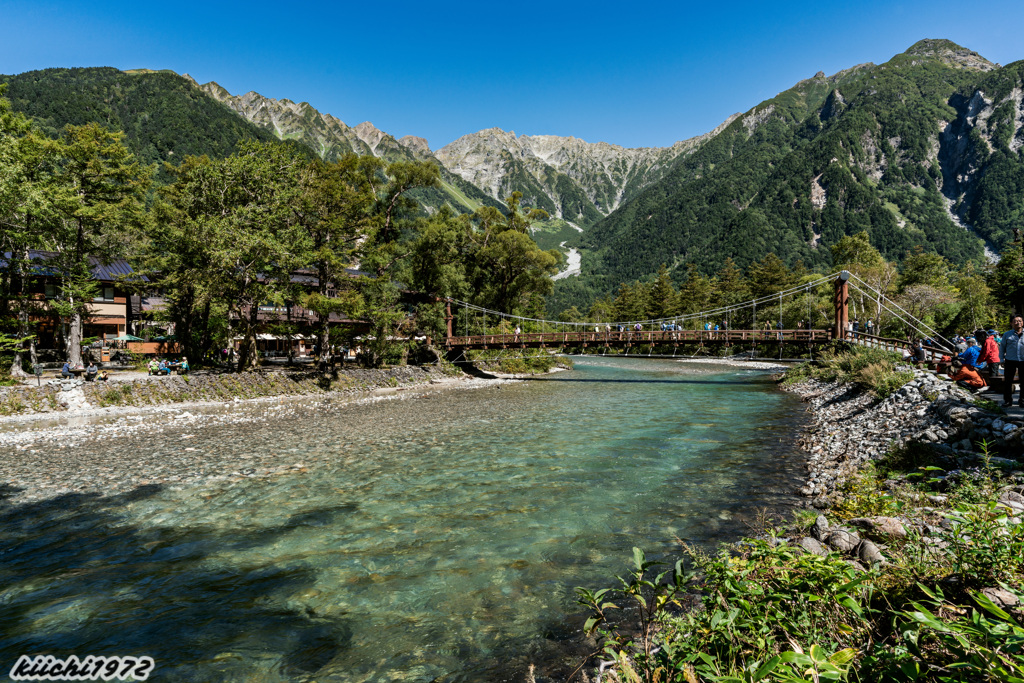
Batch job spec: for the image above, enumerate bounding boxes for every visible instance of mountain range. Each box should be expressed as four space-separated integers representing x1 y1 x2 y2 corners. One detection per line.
3 38 1022 312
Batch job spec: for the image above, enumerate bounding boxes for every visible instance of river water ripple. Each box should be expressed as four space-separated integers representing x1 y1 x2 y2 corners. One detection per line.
0 358 807 682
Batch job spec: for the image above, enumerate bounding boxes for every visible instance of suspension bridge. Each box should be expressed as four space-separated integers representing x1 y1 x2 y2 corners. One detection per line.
440 271 955 363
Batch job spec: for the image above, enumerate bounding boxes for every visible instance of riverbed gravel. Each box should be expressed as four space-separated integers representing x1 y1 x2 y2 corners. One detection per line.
0 375 510 505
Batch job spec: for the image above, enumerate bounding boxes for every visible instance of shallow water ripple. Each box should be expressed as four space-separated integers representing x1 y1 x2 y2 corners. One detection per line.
0 358 807 682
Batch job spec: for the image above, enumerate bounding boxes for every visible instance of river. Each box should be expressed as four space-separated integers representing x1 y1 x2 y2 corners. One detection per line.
0 357 807 682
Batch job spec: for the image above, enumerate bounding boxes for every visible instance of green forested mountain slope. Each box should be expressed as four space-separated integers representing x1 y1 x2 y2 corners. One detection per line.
0 67 285 175
567 40 1021 304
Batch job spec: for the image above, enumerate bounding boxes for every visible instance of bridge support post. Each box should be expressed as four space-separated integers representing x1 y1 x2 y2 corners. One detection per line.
445 300 453 340
834 271 850 340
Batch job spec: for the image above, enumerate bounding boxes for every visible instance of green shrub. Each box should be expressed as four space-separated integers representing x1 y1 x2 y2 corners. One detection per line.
783 346 912 397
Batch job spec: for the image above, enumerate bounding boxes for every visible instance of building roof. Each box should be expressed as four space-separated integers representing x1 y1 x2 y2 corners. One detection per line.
1 250 148 282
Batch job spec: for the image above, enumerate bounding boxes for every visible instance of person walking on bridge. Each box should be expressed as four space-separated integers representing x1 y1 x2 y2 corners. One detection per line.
1000 314 1024 408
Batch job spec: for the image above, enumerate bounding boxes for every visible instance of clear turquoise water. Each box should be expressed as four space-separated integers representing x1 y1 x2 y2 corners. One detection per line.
0 358 806 682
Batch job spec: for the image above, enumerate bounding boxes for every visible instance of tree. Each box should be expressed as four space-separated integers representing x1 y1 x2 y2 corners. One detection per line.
989 236 1024 317
898 246 952 292
156 142 305 370
677 264 715 318
953 263 992 332
0 88 52 375
293 155 382 360
714 258 749 308
896 284 955 339
647 264 678 319
830 232 898 326
465 193 560 315
611 281 650 322
746 253 797 299
47 123 150 365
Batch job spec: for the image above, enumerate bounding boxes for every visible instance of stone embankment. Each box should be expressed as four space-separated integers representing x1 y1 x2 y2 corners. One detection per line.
0 366 451 418
786 368 1024 508
782 368 1024 581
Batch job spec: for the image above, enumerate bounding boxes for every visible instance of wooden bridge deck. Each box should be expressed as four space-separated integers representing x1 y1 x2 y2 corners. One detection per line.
444 329 833 350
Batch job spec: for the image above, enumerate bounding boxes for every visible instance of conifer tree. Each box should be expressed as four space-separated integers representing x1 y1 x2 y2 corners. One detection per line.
48 123 150 365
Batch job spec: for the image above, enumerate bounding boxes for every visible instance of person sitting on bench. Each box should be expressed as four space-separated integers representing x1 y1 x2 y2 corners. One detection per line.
85 362 98 381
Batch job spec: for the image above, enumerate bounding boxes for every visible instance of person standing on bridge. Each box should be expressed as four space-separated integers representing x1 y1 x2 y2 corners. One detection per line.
514 325 521 342
866 319 874 335
1000 314 1024 408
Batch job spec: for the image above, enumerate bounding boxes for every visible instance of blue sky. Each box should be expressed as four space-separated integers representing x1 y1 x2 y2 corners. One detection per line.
2 1 1022 150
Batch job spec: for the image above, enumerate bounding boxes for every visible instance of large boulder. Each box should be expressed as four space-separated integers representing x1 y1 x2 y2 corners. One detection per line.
846 516 908 540
798 536 829 557
826 529 861 553
858 540 886 566
811 515 830 541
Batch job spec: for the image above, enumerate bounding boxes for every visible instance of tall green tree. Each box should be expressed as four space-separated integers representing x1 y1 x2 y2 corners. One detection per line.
155 142 305 370
898 246 953 292
47 123 150 365
647 264 679 319
354 160 441 366
0 89 53 374
677 264 714 318
464 193 560 315
293 154 382 360
746 253 797 299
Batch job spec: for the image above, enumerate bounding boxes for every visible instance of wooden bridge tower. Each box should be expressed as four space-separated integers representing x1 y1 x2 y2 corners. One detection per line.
833 270 850 340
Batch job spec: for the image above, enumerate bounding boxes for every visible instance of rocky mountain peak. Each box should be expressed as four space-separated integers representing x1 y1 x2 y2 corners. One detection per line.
353 121 387 152
198 79 230 100
903 39 997 71
399 135 431 155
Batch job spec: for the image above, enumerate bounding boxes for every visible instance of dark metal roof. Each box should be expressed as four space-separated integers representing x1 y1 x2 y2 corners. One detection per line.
1 250 148 282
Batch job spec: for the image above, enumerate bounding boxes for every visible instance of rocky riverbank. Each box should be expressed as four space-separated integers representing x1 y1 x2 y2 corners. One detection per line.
784 368 1024 509
0 368 517 505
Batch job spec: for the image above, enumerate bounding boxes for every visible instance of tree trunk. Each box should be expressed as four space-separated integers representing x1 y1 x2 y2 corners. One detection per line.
9 296 31 377
286 304 295 366
67 309 83 366
235 304 261 371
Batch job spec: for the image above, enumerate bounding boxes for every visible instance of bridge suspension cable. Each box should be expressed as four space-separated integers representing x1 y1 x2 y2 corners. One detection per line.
446 272 842 331
845 274 954 350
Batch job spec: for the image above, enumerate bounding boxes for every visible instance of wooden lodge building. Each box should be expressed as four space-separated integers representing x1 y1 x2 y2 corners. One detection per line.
1 250 139 351
3 252 393 360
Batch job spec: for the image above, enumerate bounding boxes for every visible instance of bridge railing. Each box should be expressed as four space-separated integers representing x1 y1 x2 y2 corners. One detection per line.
847 332 950 363
445 328 833 348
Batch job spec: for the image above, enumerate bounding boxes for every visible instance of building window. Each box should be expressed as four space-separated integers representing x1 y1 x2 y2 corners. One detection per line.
94 286 115 302
44 283 57 299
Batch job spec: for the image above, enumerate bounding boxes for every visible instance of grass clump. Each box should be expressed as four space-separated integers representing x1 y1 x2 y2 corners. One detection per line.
783 345 913 398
